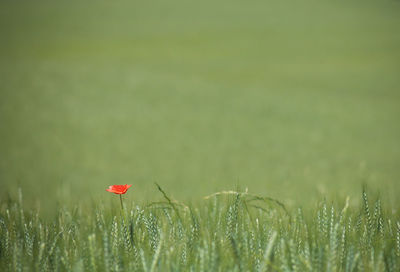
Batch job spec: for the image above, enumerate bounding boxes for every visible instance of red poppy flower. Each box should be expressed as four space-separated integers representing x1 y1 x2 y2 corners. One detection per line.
106 184 132 194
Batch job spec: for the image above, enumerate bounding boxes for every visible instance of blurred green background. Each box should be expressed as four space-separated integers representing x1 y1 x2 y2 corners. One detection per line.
1 0 399 211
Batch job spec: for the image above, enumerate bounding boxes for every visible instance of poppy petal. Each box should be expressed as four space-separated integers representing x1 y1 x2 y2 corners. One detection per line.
106 184 132 194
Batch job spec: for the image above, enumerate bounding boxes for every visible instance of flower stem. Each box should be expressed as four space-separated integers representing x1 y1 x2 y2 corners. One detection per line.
119 194 124 210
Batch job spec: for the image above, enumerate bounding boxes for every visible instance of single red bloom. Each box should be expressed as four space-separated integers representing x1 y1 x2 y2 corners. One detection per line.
106 184 132 195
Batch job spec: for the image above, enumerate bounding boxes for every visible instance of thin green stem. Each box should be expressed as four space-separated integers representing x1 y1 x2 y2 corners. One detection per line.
120 194 124 210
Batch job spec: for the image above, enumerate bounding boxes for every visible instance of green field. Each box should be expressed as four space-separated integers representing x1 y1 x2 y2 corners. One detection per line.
0 0 400 270
1 0 400 207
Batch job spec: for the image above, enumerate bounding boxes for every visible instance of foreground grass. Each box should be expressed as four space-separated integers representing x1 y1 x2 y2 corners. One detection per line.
0 189 399 272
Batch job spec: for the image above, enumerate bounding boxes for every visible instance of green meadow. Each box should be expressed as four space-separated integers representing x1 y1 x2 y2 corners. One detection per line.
0 0 400 270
